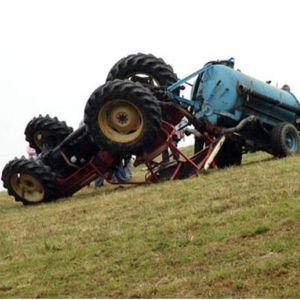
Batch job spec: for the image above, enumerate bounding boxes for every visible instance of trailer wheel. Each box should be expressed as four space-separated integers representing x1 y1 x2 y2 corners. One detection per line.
271 122 300 157
25 115 73 153
1 157 60 205
106 53 181 123
84 80 162 155
215 139 243 168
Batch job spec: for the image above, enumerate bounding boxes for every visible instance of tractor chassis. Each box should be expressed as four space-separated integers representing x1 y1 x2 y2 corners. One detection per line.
57 122 225 196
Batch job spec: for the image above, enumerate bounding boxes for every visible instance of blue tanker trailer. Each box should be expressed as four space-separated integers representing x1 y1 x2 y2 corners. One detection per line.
166 58 300 158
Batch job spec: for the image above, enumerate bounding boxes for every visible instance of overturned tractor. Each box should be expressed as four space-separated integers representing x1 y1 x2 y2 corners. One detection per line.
2 54 300 205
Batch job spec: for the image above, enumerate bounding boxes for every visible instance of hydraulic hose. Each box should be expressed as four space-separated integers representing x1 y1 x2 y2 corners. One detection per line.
221 115 256 134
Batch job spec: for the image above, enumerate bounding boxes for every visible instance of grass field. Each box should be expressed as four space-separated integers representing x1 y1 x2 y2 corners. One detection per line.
0 151 299 298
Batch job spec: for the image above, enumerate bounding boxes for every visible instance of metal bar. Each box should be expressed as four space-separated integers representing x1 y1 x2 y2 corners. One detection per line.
170 162 182 180
167 65 212 92
204 136 226 171
168 94 195 106
59 167 97 193
59 150 79 169
185 82 193 87
169 143 200 171
107 179 147 185
145 161 159 181
197 146 214 170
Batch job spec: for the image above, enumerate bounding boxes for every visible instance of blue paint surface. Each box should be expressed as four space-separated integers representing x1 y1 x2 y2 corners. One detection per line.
168 61 300 128
196 64 300 126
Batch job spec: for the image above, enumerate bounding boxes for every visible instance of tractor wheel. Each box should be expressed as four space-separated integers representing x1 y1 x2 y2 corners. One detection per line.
25 115 73 154
215 139 243 168
271 122 300 157
84 80 162 155
107 53 178 88
1 157 60 205
106 53 180 123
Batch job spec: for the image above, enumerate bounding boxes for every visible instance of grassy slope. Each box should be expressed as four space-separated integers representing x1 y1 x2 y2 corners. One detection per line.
0 151 299 298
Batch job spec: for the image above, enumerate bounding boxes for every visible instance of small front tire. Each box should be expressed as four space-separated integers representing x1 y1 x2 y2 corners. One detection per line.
1 157 60 205
25 115 73 153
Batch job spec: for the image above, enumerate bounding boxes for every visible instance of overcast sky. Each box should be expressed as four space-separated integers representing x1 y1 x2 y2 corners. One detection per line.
1 0 300 189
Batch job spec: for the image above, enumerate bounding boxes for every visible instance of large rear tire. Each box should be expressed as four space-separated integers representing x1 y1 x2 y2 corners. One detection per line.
106 53 181 124
84 80 162 155
1 157 60 205
107 53 178 87
25 115 73 153
271 122 300 157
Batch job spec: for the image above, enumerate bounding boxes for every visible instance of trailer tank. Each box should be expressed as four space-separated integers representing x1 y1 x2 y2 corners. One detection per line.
194 64 300 128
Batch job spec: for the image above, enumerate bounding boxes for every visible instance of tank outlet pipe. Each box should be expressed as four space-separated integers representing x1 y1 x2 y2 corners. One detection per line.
221 115 256 134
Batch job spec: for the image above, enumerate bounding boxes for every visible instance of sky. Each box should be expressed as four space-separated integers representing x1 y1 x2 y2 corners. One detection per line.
1 0 300 189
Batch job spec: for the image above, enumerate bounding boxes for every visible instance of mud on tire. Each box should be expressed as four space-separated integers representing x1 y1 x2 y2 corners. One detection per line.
1 157 60 205
25 115 73 153
84 80 162 155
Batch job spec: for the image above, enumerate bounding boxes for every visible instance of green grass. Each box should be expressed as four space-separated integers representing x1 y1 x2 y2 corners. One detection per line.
0 151 299 298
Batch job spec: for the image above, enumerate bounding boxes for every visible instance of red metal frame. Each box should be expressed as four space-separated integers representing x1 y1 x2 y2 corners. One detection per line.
57 121 220 195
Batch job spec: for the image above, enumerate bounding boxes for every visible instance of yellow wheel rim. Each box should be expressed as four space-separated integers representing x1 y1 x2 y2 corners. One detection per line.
10 173 45 202
34 132 44 150
98 99 144 143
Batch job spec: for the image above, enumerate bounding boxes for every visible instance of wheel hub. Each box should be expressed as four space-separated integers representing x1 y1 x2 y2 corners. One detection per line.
34 132 44 150
116 112 128 124
10 173 45 202
98 99 144 143
285 132 297 153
